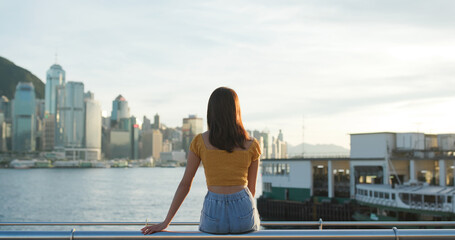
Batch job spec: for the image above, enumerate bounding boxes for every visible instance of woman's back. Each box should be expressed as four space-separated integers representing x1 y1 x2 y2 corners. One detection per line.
201 131 254 151
190 132 260 194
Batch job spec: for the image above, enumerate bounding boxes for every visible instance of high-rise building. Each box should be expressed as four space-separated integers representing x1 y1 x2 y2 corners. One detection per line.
278 129 283 142
140 129 154 159
12 82 36 152
0 112 7 151
152 129 163 161
281 142 288 158
42 114 55 151
131 116 139 160
104 95 135 159
0 96 12 151
84 91 94 100
102 117 110 128
34 99 45 151
35 99 45 120
110 95 130 128
182 115 203 155
44 63 65 151
55 82 84 148
0 96 12 121
260 130 271 158
162 127 183 151
84 91 101 159
142 116 151 131
140 128 163 160
109 129 131 159
45 64 66 115
153 113 160 129
162 139 172 153
271 130 287 159
101 124 110 158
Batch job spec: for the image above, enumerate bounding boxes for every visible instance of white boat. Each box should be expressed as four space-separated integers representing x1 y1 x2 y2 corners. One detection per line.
356 183 455 214
9 159 36 169
159 162 178 168
92 161 110 168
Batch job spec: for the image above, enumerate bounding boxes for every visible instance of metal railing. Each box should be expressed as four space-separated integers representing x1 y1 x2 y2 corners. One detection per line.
3 220 455 228
1 221 455 239
1 229 455 239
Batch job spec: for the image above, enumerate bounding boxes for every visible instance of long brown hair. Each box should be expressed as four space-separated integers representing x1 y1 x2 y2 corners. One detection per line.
207 87 249 153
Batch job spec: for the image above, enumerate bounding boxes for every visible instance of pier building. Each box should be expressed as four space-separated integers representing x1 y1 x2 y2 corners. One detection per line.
259 132 455 221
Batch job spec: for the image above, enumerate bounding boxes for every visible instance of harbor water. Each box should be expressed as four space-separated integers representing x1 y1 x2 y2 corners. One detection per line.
0 168 262 231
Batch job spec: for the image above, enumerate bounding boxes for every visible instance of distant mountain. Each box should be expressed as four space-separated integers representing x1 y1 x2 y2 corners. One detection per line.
287 142 350 157
0 56 44 99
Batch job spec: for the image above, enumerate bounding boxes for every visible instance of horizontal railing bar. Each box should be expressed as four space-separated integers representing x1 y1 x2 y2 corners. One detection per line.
2 221 455 227
1 229 455 240
264 221 455 226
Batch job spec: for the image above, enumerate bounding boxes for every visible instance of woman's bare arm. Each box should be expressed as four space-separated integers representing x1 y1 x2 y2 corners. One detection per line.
247 159 260 197
141 151 201 234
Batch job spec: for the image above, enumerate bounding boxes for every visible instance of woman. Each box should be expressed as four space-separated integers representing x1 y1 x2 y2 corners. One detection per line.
141 87 261 234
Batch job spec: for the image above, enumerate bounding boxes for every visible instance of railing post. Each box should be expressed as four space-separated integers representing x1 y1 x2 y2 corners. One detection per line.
392 227 399 240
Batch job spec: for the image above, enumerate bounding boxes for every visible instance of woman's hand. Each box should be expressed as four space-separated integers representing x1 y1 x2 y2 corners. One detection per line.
141 221 169 235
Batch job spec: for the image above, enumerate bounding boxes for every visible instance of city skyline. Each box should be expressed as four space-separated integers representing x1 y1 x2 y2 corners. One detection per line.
2 1 455 148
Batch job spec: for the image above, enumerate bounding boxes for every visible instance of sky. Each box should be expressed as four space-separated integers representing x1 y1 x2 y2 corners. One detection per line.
1 0 455 150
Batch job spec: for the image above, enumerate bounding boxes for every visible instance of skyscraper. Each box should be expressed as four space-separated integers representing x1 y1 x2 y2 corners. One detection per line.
152 129 163 161
153 113 160 129
0 96 12 151
45 64 65 115
84 91 101 159
12 82 36 152
142 116 151 131
140 129 154 159
278 129 283 142
140 129 162 160
0 112 7 151
110 95 130 128
0 96 12 121
109 129 131 159
55 82 84 148
131 116 139 160
42 114 55 151
182 115 203 155
105 95 133 159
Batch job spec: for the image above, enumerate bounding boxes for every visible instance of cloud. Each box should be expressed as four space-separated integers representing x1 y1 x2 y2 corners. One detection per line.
2 0 455 146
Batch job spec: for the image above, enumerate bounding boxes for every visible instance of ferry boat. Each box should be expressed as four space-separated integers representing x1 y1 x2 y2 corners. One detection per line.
355 183 455 220
9 159 36 169
258 132 455 222
92 161 111 168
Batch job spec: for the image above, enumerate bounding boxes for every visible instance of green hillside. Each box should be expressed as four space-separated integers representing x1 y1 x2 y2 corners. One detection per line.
0 56 45 99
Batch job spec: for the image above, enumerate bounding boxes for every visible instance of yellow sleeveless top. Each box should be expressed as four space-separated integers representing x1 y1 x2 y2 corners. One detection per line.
189 134 261 186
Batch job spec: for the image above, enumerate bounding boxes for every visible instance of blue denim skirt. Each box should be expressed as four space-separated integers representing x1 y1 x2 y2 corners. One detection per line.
199 188 260 234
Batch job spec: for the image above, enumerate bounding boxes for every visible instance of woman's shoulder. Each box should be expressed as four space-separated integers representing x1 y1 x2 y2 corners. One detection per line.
246 137 261 160
247 137 259 148
190 133 206 156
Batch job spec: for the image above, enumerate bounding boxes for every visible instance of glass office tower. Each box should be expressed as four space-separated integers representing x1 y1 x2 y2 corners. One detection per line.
110 95 130 128
45 64 66 115
12 82 36 152
55 82 84 148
